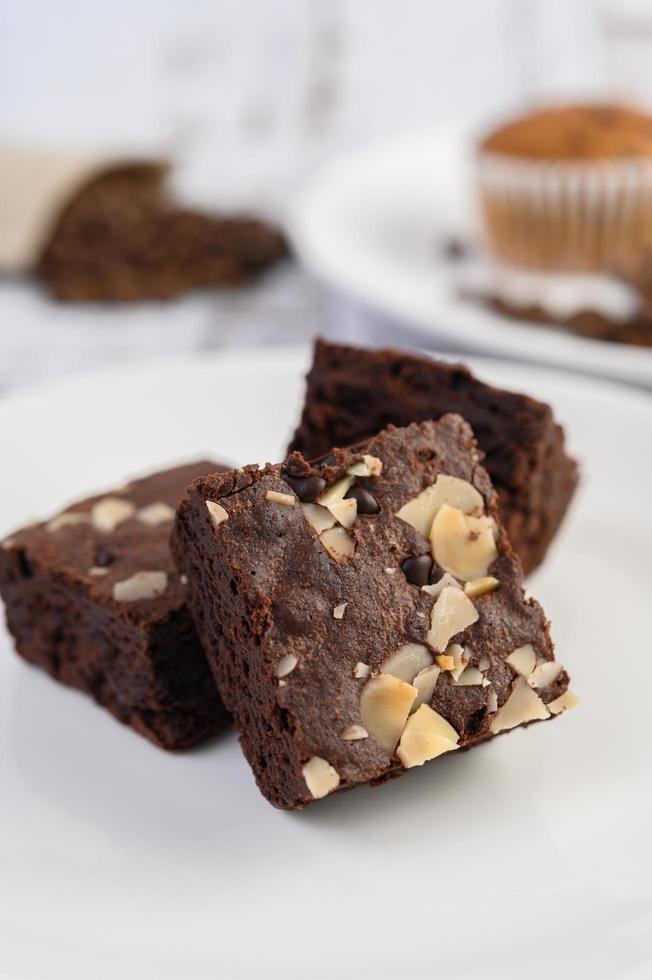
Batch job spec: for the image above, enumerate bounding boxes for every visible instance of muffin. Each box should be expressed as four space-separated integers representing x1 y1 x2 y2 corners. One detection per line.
476 103 652 272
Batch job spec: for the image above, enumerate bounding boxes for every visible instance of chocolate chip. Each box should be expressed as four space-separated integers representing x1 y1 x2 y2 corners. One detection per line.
320 453 337 467
429 563 444 584
94 546 115 567
283 474 326 503
345 485 380 514
401 554 433 587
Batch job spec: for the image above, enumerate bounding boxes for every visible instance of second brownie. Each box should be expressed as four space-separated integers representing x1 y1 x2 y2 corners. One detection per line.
288 339 578 575
0 461 230 750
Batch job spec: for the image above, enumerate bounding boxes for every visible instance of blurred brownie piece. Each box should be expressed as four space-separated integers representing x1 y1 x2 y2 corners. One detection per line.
288 340 578 574
0 461 230 749
172 419 575 809
467 289 652 348
37 164 288 301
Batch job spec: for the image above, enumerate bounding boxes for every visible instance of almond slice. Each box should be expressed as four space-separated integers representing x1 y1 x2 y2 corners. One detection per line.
395 475 484 538
320 526 355 560
411 664 441 711
430 504 498 582
91 497 136 533
266 490 295 506
317 476 354 507
359 674 417 753
528 661 563 689
464 576 499 599
396 704 459 768
206 500 229 528
505 644 537 677
327 497 357 528
489 676 549 733
547 690 580 715
301 503 337 534
427 586 478 652
302 757 340 799
380 643 433 683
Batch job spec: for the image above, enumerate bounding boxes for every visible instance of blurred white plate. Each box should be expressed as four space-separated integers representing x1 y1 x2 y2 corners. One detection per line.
290 128 652 388
1 348 651 980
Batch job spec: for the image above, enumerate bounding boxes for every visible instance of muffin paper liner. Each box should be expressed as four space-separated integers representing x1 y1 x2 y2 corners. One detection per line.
477 152 652 271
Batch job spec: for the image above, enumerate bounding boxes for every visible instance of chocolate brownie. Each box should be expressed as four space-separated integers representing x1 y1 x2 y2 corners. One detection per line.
288 340 578 575
172 419 576 809
0 461 230 749
37 165 289 301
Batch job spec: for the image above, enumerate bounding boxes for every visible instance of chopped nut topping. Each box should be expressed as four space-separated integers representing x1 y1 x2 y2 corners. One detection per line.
333 602 348 620
359 674 417 753
275 654 298 678
47 511 90 533
435 654 455 670
278 679 287 688
320 526 355 560
112 570 167 602
265 490 296 506
91 497 136 533
395 474 484 537
505 644 537 677
464 576 500 599
384 566 398 575
180 574 188 585
422 572 462 599
448 643 468 681
318 475 354 507
486 688 498 713
430 505 498 582
411 664 441 710
347 454 383 478
341 725 369 741
547 690 579 714
302 756 340 799
453 667 484 686
478 655 491 671
88 566 109 576
427 586 478 652
301 503 337 534
396 704 459 768
380 643 433 683
327 497 357 528
206 500 229 528
489 676 549 733
528 661 563 689
354 661 371 679
136 502 175 526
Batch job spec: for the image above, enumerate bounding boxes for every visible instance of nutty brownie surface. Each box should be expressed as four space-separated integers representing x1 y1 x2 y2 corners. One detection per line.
288 340 578 575
173 419 576 809
0 461 230 749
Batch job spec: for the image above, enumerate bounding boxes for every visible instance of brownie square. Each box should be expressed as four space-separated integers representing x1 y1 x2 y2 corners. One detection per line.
288 339 579 574
172 418 576 809
0 461 230 750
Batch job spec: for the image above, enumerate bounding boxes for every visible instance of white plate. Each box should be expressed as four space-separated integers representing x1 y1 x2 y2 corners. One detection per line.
1 349 651 980
290 128 652 388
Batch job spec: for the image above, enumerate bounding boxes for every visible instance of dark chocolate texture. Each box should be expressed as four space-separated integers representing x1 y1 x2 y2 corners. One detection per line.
0 461 230 749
